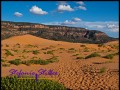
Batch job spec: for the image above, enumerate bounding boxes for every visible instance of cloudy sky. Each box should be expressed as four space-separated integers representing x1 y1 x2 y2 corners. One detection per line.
2 1 119 38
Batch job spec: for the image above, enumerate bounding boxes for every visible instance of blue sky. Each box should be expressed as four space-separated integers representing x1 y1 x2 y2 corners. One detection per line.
2 1 119 38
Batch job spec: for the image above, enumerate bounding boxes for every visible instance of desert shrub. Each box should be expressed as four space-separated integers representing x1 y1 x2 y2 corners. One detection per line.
41 47 51 50
12 49 18 53
68 48 75 50
9 59 21 65
26 44 33 48
21 61 31 66
22 50 31 53
5 49 14 56
109 44 119 49
59 48 65 50
80 44 86 47
1 59 5 62
85 52 101 59
104 60 113 64
31 56 37 60
22 56 58 65
76 56 84 59
84 47 89 52
2 64 10 67
114 52 119 55
32 59 49 65
14 43 21 48
49 45 55 48
99 67 106 73
32 50 39 55
47 56 59 63
6 44 9 47
46 51 53 55
103 54 114 59
72 54 79 56
98 44 104 47
1 76 66 90
68 48 76 53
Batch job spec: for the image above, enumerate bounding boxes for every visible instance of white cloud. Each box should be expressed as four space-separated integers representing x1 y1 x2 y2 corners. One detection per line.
76 1 85 5
78 6 87 10
107 24 119 32
60 17 81 25
57 4 74 12
14 12 23 17
30 5 48 15
61 20 76 25
72 17 82 22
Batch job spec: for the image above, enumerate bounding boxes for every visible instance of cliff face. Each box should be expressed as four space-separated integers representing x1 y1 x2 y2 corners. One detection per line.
1 21 117 44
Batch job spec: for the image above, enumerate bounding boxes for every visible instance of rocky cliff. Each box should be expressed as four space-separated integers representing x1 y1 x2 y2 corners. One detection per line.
1 21 118 44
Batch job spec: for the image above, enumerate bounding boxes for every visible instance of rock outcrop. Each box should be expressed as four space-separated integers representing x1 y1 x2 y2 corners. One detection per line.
1 21 118 44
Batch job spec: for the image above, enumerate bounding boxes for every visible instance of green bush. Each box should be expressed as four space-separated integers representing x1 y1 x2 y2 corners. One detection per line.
22 56 58 65
12 49 18 53
103 54 114 59
46 51 53 55
47 56 59 63
80 44 86 47
6 44 9 47
76 56 84 59
2 64 10 67
72 54 79 56
1 76 66 90
59 48 65 50
5 49 14 56
98 44 104 47
68 48 75 50
114 52 119 55
9 59 21 65
85 52 101 59
1 59 5 62
84 47 89 52
32 50 39 55
99 67 106 73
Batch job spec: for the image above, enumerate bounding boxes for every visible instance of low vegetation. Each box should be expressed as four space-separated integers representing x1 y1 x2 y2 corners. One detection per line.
8 56 59 66
46 50 54 55
2 64 10 67
76 56 84 59
102 53 117 59
9 59 21 65
68 48 75 50
72 54 79 56
68 48 76 53
6 44 9 47
80 44 86 47
85 52 101 59
84 47 89 52
99 67 106 73
1 76 66 90
59 48 65 50
5 49 14 56
1 59 5 62
98 43 104 47
32 50 40 55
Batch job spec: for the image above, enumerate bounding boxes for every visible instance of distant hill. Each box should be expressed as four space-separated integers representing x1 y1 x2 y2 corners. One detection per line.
1 21 118 44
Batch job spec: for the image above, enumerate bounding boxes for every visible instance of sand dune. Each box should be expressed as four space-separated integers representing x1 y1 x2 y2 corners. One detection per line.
2 34 59 45
1 34 119 90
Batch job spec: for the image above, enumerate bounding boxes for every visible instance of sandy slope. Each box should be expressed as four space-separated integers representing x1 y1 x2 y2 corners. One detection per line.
1 34 119 90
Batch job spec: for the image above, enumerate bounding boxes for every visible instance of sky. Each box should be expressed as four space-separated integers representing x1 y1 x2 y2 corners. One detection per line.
2 1 119 38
